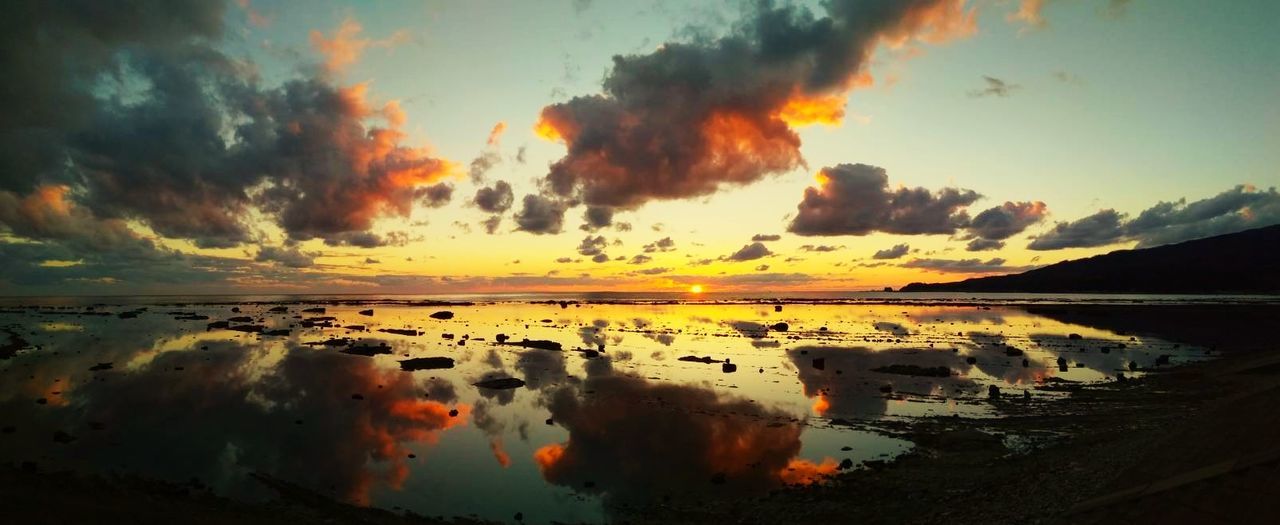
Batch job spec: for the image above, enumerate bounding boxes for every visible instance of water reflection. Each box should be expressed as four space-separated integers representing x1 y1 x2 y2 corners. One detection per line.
0 300 1219 523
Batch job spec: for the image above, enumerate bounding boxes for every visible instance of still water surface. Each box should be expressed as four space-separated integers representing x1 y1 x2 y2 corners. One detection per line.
0 297 1219 522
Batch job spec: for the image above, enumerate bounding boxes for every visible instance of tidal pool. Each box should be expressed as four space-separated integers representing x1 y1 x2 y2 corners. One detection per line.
0 299 1210 523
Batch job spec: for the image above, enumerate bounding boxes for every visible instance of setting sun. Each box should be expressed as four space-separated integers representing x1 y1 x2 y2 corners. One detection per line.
689 284 704 294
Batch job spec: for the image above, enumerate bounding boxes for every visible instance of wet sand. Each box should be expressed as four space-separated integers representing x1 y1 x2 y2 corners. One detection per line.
0 301 1276 524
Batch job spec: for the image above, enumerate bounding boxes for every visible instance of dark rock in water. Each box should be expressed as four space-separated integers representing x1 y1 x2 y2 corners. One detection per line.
342 343 392 356
302 307 325 314
442 333 454 340
399 357 455 371
818 326 828 331
378 328 419 336
771 322 789 332
88 362 113 372
879 384 893 393
269 306 288 313
1005 347 1024 357
501 339 562 351
206 321 230 331
305 338 351 347
52 431 76 444
175 314 210 321
429 311 454 320
228 325 264 333
722 360 737 373
359 309 374 316
965 356 978 365
774 305 783 312
840 446 852 451
263 329 291 336
449 409 459 417
496 333 509 343
514 512 523 522
351 394 364 400
578 349 600 359
345 325 366 332
678 355 721 364
117 311 139 319
1068 333 1083 340
839 458 854 470
871 364 951 377
988 385 1001 399
474 377 526 390
545 418 554 425
1100 346 1111 354
1116 372 1127 382
1022 359 1030 368
1023 390 1032 401
1128 361 1138 372
36 398 47 405
228 316 252 323
812 357 826 370
231 307 241 313
1057 357 1069 372
1155 354 1171 366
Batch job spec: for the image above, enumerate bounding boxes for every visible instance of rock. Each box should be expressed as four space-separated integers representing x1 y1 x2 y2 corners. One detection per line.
496 333 509 343
449 409 459 417
988 385 1001 399
228 324 264 333
358 309 374 316
88 362 113 371
399 357 455 371
965 356 978 365
871 364 951 377
545 418 554 425
231 307 241 313
341 343 392 356
429 311 454 320
263 329 290 336
812 357 826 370
879 384 893 394
722 360 737 373
840 446 852 451
501 339 562 351
678 355 720 364
771 322 789 332
1023 390 1032 400
117 311 138 319
1155 354 1171 366
302 307 326 314
838 458 854 470
351 394 364 400
269 306 288 313
1128 361 1138 371
474 377 526 390
514 512 524 522
774 305 783 312
1005 347 1024 357
1068 333 1083 340
1057 357 1069 372
228 316 252 323
378 328 419 336
1022 358 1030 368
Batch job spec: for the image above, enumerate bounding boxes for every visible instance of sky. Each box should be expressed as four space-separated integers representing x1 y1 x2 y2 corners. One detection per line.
1 0 1278 295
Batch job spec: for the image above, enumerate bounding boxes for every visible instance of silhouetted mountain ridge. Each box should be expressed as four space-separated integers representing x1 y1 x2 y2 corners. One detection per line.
899 225 1280 294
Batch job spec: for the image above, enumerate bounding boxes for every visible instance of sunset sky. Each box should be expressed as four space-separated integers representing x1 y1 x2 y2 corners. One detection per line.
2 0 1278 295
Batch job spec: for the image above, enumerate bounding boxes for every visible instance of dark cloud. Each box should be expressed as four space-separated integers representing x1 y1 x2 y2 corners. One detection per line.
514 194 567 234
481 215 503 234
872 243 910 260
901 257 1024 274
964 238 1005 251
968 75 1019 98
724 242 773 262
1027 209 1127 250
642 237 676 253
751 234 781 242
576 235 608 257
635 267 670 275
255 246 316 268
469 150 501 183
788 164 980 236
965 201 1047 241
0 1 456 250
629 254 652 265
418 182 454 208
535 0 976 217
580 206 614 231
799 244 843 252
473 180 514 213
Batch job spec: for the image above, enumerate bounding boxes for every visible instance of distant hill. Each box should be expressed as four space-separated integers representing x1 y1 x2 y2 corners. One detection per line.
899 225 1280 294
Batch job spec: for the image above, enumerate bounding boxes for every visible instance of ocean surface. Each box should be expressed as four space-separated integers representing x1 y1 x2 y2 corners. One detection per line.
0 293 1272 523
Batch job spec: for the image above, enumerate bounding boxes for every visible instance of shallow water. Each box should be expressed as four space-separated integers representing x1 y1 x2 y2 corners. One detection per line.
0 299 1216 523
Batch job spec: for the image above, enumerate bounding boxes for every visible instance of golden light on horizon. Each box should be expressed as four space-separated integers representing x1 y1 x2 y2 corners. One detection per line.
689 284 704 294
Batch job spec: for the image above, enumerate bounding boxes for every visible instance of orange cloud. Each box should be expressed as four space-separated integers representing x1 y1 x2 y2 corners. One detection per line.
310 17 410 73
487 121 508 146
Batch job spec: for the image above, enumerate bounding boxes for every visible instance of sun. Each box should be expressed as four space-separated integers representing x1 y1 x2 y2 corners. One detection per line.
689 284 704 294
